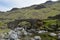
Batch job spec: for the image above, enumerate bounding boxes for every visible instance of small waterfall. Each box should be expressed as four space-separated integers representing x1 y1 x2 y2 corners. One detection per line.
4 27 29 40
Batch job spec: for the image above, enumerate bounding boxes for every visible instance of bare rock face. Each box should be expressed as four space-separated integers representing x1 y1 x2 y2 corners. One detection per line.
34 5 46 9
10 8 19 11
45 0 53 5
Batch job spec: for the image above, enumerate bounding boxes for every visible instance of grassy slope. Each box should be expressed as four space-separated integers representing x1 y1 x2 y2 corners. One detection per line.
0 1 60 22
0 1 60 28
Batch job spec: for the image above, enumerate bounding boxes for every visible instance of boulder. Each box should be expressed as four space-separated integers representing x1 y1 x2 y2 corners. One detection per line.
34 36 41 40
8 30 18 40
58 33 60 39
49 33 57 36
38 30 48 34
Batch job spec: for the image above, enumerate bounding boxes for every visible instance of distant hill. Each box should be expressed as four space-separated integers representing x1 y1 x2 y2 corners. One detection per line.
0 1 60 22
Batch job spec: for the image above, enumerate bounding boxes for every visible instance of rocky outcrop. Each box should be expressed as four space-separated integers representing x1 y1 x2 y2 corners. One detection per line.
10 8 19 11
34 5 46 9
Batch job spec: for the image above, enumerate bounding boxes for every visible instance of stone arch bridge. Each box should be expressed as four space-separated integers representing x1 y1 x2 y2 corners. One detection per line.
7 19 43 29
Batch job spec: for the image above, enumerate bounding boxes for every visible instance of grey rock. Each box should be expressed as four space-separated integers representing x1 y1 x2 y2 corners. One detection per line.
34 36 41 40
38 30 48 34
49 33 57 36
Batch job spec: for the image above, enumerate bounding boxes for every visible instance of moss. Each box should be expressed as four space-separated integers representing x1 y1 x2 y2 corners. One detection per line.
0 28 10 33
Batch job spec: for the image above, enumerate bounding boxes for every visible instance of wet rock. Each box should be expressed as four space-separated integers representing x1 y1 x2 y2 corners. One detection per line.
8 30 18 40
28 32 32 36
14 27 23 31
34 36 41 40
30 38 35 40
49 33 57 36
21 28 28 36
58 33 60 40
28 29 37 33
38 30 48 34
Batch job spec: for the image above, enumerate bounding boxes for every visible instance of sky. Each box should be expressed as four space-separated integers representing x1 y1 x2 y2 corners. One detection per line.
0 0 58 11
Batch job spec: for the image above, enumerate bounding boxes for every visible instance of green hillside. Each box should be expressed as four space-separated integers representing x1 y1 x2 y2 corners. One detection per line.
0 1 60 28
0 1 60 22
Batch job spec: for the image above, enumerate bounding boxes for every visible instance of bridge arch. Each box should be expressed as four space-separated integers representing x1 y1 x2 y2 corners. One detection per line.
7 19 43 29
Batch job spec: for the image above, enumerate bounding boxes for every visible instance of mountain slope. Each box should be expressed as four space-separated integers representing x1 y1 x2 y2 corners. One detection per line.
0 1 60 22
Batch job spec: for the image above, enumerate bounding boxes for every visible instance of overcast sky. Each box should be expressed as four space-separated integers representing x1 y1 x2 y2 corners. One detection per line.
0 0 58 11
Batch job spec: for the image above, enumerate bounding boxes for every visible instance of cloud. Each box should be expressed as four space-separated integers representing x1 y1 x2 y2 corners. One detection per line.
0 6 9 11
0 0 58 11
